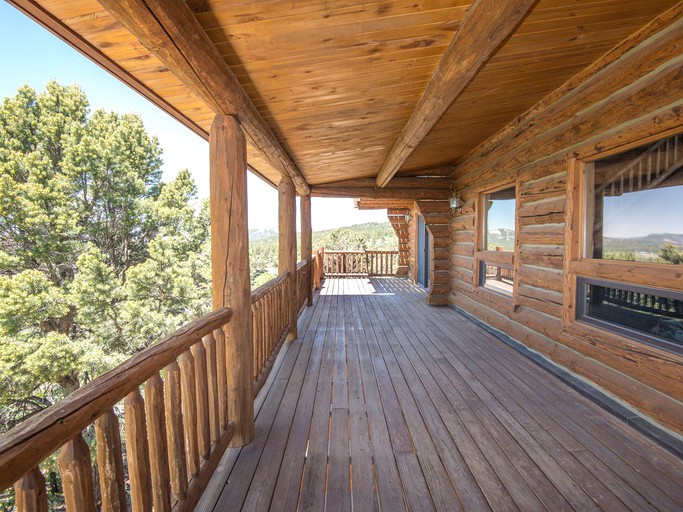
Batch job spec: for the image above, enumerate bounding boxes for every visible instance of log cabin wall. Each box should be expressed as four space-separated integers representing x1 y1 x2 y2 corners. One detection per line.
448 13 683 434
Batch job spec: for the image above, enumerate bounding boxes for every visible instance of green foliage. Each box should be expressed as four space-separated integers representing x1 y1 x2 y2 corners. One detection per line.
0 82 210 437
659 242 683 264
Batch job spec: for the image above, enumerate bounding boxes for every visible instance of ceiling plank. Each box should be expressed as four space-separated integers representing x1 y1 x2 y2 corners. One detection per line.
98 0 310 195
375 0 538 188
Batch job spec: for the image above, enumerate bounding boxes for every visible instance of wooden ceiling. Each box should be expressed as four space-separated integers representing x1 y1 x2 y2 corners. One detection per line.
13 0 679 190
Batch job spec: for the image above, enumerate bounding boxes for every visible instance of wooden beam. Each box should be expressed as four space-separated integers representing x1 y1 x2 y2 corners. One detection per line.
375 0 537 188
99 0 310 196
355 198 415 210
300 196 313 307
209 114 253 446
313 177 451 199
278 176 298 341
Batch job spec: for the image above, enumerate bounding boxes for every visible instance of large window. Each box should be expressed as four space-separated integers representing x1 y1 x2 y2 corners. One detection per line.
566 132 683 355
476 186 516 296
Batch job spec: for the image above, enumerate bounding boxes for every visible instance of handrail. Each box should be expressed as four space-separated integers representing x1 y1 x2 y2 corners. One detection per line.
251 271 289 304
251 273 290 396
0 307 234 508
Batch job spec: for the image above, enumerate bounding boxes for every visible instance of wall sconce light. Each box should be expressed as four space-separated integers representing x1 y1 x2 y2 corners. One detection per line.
404 213 413 222
450 194 461 209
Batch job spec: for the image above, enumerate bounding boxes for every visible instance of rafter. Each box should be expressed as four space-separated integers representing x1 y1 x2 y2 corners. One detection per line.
98 0 310 195
375 0 537 188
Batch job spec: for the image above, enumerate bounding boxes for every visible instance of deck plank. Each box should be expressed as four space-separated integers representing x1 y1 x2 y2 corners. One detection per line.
205 278 683 512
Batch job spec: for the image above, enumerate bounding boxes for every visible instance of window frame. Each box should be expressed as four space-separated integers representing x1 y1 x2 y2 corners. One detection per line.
563 131 683 358
474 183 518 302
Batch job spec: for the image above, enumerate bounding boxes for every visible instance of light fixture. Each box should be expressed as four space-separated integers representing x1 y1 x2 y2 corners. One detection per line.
404 213 413 222
450 194 461 209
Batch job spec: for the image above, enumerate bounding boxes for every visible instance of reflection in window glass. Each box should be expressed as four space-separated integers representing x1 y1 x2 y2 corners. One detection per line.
484 187 515 251
578 278 683 355
587 134 683 264
479 261 514 296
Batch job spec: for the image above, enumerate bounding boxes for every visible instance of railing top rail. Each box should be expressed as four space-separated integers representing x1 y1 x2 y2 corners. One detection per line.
0 307 233 491
296 259 307 270
251 271 289 305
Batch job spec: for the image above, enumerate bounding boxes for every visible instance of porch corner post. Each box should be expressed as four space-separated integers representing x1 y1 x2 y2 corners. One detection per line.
300 195 313 306
209 114 253 447
278 175 298 341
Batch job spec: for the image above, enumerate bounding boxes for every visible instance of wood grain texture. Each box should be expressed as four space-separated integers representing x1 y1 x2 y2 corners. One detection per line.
124 390 152 512
376 0 537 187
144 374 172 512
96 0 309 194
209 114 254 447
300 196 313 307
204 278 683 511
13 468 47 512
94 409 127 512
279 176 298 341
57 435 95 512
164 361 188 501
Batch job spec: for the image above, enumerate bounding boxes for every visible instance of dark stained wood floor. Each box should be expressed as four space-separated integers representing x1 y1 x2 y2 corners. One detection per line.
199 278 683 512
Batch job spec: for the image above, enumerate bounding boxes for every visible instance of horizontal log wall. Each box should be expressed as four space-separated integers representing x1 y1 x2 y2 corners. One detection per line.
449 10 683 434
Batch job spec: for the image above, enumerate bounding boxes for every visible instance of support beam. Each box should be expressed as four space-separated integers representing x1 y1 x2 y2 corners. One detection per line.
312 177 451 199
375 0 537 188
99 0 310 196
278 176 298 341
300 196 313 307
209 114 253 447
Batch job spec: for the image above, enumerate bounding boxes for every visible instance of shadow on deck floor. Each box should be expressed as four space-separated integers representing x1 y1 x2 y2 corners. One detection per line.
198 278 683 512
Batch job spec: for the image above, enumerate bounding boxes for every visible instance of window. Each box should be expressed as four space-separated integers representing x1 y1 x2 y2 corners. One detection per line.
584 137 683 264
577 278 683 355
476 186 516 296
566 132 683 355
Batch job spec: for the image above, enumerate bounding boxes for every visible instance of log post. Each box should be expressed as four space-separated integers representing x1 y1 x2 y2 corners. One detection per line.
278 175 297 341
300 195 313 306
14 467 47 512
57 434 95 512
94 409 126 512
209 114 253 447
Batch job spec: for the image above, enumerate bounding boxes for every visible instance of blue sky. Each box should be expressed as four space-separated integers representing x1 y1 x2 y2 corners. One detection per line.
0 2 388 231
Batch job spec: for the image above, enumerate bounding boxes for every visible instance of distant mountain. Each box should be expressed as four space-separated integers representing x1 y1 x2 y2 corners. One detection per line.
604 233 683 253
249 228 278 241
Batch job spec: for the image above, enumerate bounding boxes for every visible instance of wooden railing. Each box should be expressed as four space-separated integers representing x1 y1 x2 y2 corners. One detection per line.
484 263 514 281
251 272 289 396
0 308 234 512
323 250 398 277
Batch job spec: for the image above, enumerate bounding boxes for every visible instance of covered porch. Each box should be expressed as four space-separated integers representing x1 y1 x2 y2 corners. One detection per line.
200 278 682 512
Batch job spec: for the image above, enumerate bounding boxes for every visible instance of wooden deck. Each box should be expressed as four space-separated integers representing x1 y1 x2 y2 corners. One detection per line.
199 278 683 512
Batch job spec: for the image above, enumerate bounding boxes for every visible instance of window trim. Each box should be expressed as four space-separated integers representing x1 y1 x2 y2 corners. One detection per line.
474 183 517 300
576 276 683 356
563 132 683 359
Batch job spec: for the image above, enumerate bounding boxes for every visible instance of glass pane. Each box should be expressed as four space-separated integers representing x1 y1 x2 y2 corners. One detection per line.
484 187 515 251
587 134 683 263
580 281 683 353
479 261 514 295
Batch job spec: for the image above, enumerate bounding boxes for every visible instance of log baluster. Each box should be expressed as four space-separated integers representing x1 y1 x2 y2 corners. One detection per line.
95 409 126 512
124 389 152 512
145 374 172 512
213 328 228 431
164 361 188 501
203 333 220 444
13 467 47 512
191 342 211 460
57 434 95 512
178 351 199 477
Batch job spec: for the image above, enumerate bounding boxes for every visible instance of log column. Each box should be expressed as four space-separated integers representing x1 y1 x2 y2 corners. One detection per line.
300 195 313 306
278 175 297 341
210 114 253 446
